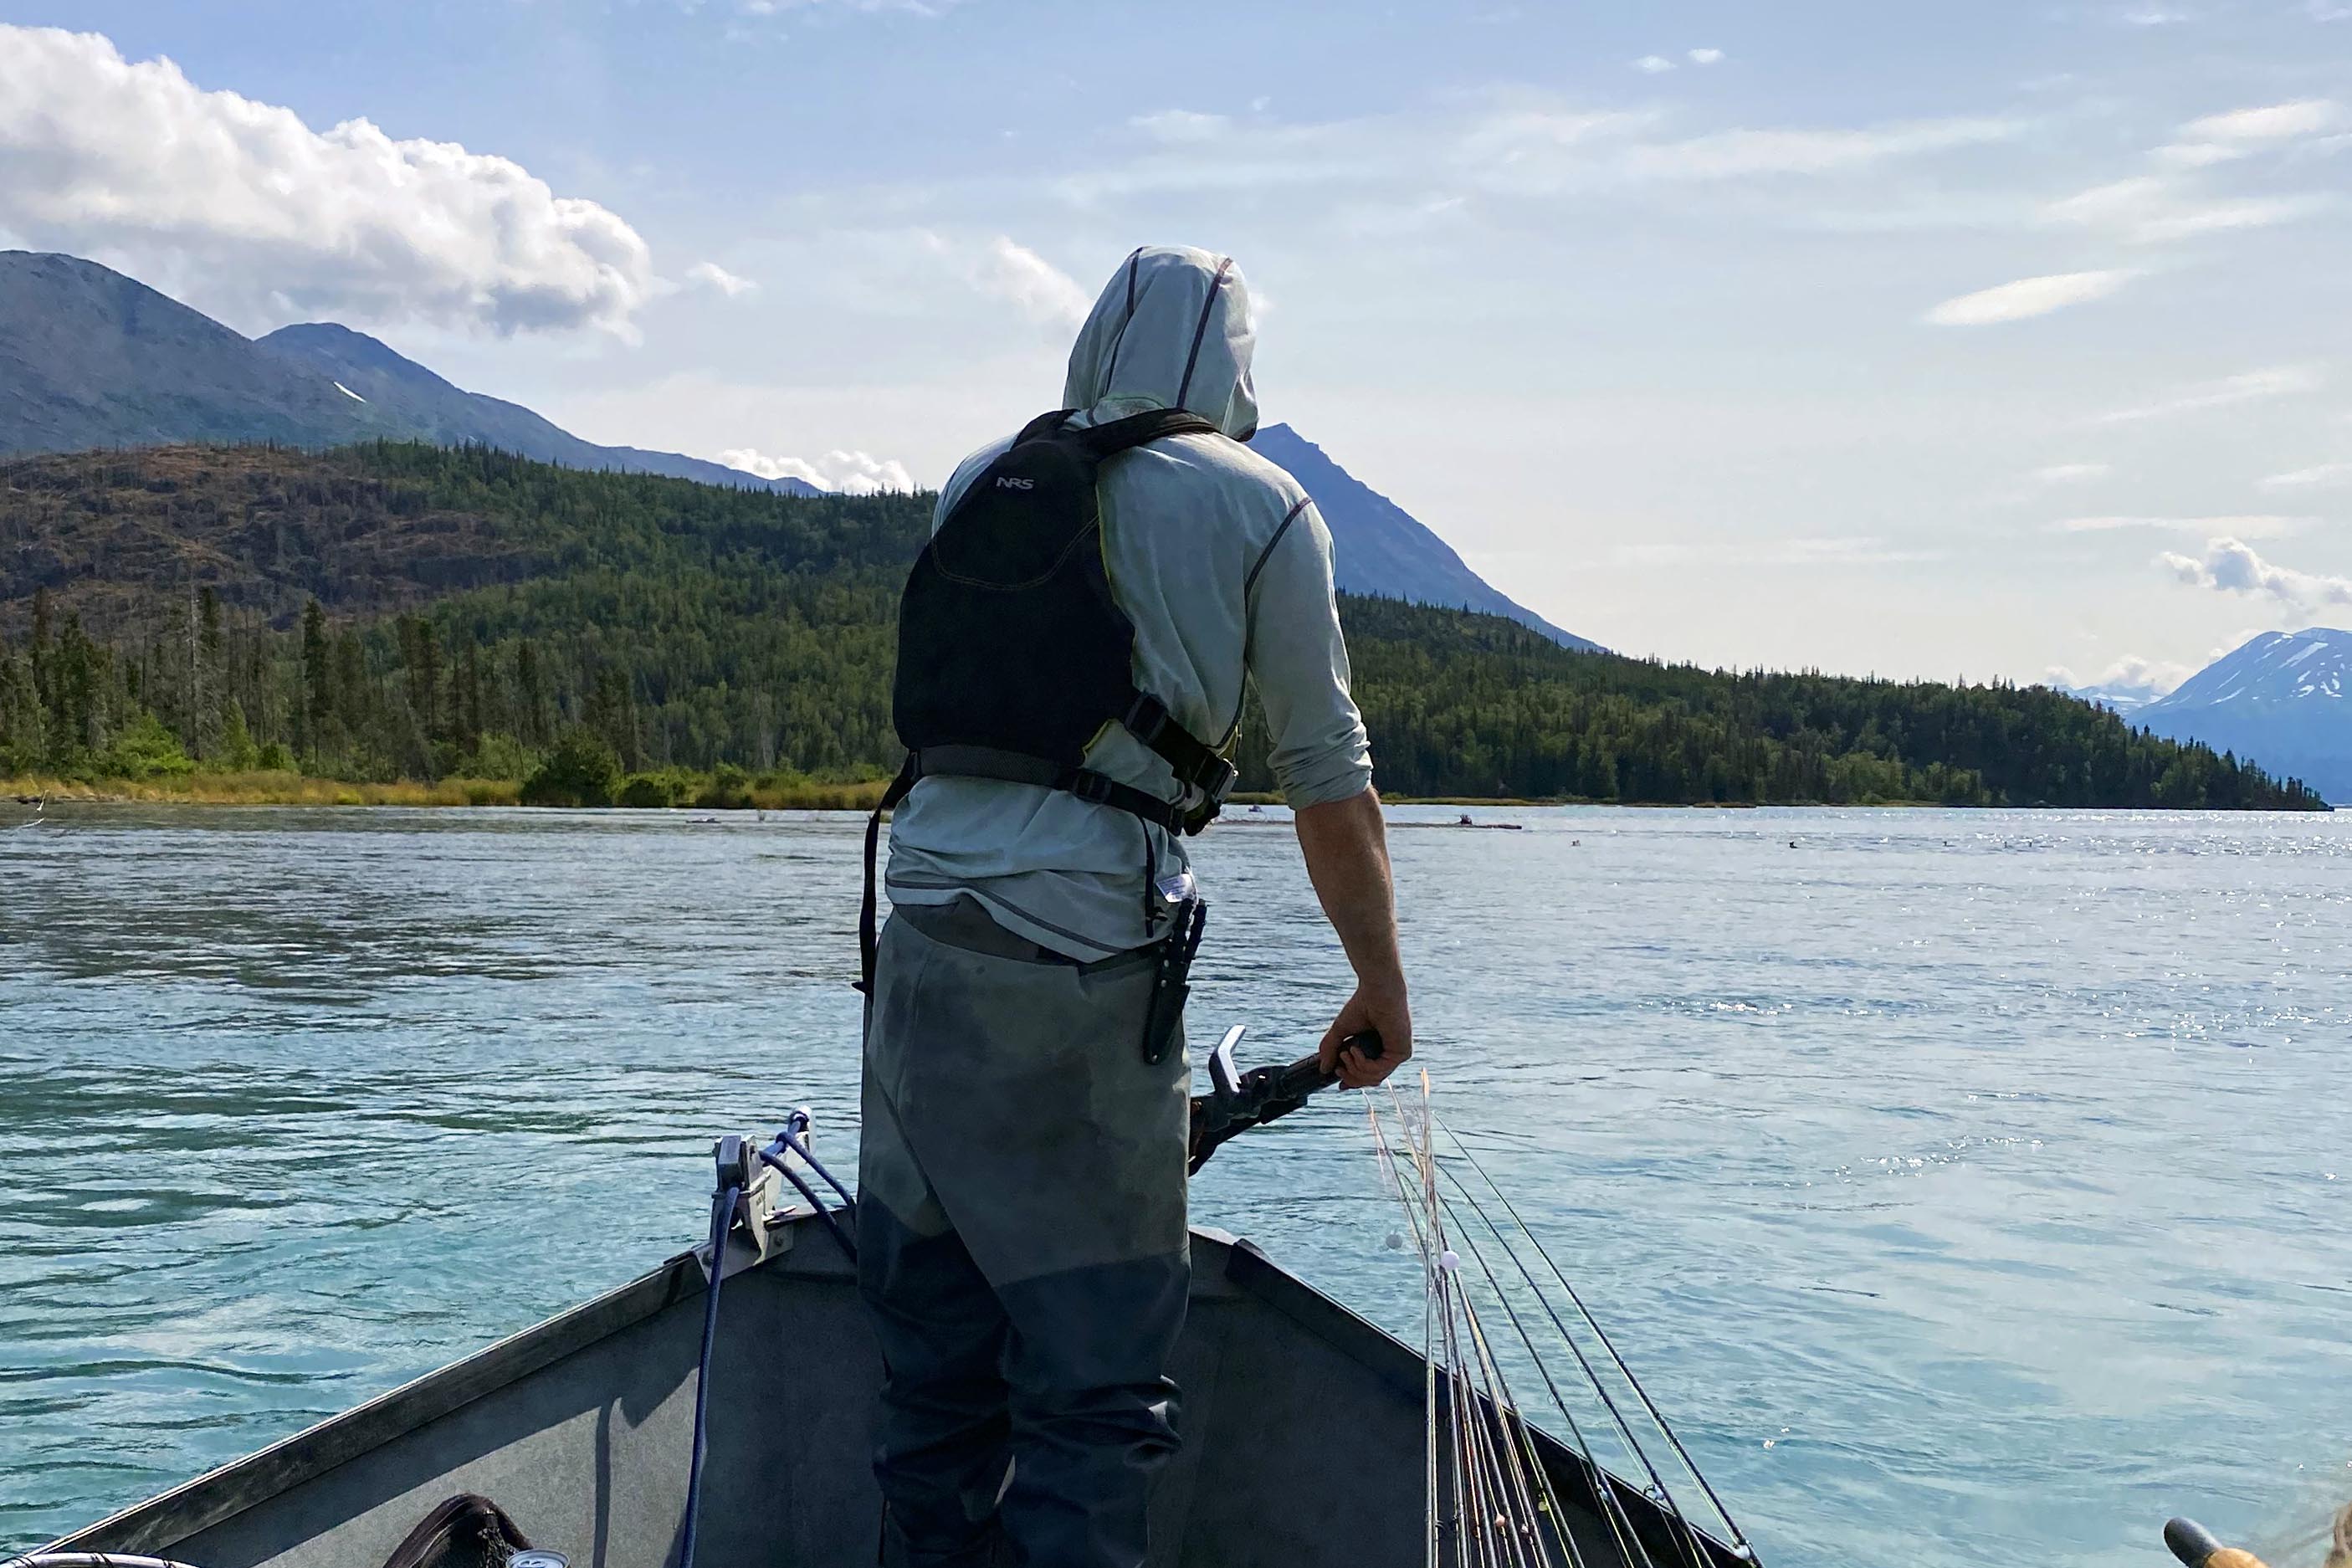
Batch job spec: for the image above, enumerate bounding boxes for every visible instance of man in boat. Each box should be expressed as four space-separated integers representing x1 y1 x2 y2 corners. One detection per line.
858 245 1412 1567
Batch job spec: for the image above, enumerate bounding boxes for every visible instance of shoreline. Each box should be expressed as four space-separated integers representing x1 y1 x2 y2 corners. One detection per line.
7 776 2314 812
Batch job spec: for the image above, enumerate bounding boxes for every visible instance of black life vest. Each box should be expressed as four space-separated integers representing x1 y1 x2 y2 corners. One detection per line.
858 406 1238 990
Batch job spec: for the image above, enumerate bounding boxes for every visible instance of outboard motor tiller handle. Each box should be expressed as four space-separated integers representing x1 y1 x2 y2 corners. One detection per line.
1188 1027 1385 1175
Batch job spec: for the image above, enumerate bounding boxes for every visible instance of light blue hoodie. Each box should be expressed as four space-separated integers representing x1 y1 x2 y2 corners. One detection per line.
884 246 1373 959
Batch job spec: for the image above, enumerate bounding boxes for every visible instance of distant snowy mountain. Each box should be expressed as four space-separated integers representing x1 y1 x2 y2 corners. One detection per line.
2057 682 2158 715
2132 628 2352 803
1249 424 1599 651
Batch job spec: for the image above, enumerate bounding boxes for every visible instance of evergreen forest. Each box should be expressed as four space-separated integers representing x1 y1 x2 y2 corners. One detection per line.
0 443 2324 810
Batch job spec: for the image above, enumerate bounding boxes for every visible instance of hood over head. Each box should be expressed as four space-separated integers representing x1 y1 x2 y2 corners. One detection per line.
1063 246 1258 439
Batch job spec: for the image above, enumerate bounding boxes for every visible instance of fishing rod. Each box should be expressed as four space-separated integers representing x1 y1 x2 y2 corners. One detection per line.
1368 1079 1760 1568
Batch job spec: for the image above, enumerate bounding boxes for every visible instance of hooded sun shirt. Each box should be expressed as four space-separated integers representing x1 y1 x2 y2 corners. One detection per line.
884 246 1374 961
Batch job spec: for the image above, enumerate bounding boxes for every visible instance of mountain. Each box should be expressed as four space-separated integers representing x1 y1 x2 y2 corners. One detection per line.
1249 424 1599 651
3 250 1596 635
2055 681 2157 715
2130 628 2351 804
0 250 815 494
255 322 817 494
0 250 392 453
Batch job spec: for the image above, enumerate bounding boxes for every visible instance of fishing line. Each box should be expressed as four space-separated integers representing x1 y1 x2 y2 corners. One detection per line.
1437 1185 1653 1568
1392 1086 1492 1568
1452 1268 1578 1568
1439 1120 1757 1560
1406 1120 1569 1568
1435 1160 1707 1568
1383 1080 1585 1568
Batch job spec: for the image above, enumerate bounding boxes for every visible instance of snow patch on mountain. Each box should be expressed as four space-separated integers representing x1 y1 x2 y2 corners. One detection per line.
2133 628 2352 803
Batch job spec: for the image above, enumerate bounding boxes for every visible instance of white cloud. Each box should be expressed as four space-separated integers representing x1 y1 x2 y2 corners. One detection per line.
2152 141 2250 168
2034 462 2112 483
1634 55 1678 74
2045 176 2329 243
2261 461 2352 489
1688 48 1725 64
1131 110 1234 144
0 25 656 337
960 235 1091 327
2052 514 2311 538
736 0 971 11
2047 653 2194 699
1622 116 2022 181
1924 269 2134 325
2158 536 2352 611
2180 100 2344 142
1058 101 2016 208
720 448 917 494
1617 535 1940 566
2098 365 2323 423
685 261 757 298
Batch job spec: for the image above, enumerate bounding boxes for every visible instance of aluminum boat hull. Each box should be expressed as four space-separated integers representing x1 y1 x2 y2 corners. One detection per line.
44 1217 1745 1567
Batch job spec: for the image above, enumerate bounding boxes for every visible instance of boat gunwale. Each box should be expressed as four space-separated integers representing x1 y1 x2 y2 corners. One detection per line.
1216 1234 1748 1566
45 1220 1745 1567
44 1239 787 1556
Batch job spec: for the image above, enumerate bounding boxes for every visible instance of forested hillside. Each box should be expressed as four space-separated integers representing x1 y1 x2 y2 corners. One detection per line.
0 443 2325 809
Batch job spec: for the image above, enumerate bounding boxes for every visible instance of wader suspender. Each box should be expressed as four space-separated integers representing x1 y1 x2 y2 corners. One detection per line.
859 407 1239 993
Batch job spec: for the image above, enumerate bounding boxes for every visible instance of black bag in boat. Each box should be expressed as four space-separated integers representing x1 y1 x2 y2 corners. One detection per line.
377 1494 538 1568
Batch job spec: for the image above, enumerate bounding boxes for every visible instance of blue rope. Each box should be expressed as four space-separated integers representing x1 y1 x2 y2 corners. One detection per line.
776 1116 858 1212
678 1119 858 1568
679 1181 740 1568
756 1147 857 1262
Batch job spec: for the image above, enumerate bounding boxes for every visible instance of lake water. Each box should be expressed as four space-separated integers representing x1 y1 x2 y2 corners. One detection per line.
3 804 2349 1565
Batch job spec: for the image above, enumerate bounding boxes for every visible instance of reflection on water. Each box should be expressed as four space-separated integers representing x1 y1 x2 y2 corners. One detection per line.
3 804 2349 1565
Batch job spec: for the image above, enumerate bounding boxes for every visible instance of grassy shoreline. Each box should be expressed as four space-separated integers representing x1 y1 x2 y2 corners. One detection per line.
0 771 893 810
5 774 2002 812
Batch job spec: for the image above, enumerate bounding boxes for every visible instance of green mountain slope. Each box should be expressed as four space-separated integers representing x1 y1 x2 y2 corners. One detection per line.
255 322 820 494
0 250 816 494
0 252 388 453
0 442 2324 809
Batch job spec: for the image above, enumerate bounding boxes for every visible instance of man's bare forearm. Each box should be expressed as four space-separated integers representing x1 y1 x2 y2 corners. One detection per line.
1294 787 1406 1002
1294 787 1410 1085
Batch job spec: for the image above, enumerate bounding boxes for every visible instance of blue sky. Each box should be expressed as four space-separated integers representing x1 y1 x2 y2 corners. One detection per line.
4 1 2350 689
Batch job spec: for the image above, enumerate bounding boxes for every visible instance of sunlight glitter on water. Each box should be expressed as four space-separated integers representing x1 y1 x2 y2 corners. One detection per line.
3 804 2349 1565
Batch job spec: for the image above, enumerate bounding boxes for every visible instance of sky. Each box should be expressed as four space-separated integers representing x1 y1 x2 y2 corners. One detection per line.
3 1 2350 692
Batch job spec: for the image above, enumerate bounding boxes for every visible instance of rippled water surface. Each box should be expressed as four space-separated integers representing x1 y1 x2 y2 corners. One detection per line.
5 804 2350 1565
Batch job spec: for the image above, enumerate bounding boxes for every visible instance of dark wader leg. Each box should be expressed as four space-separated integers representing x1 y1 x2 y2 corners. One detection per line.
856 1202 1015 1567
858 901 1191 1568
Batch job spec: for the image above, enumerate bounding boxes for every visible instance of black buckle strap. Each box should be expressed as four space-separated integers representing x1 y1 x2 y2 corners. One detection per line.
1122 692 1231 790
1071 407 1220 462
1059 768 1189 836
1121 692 1238 833
909 746 1191 837
858 755 920 997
